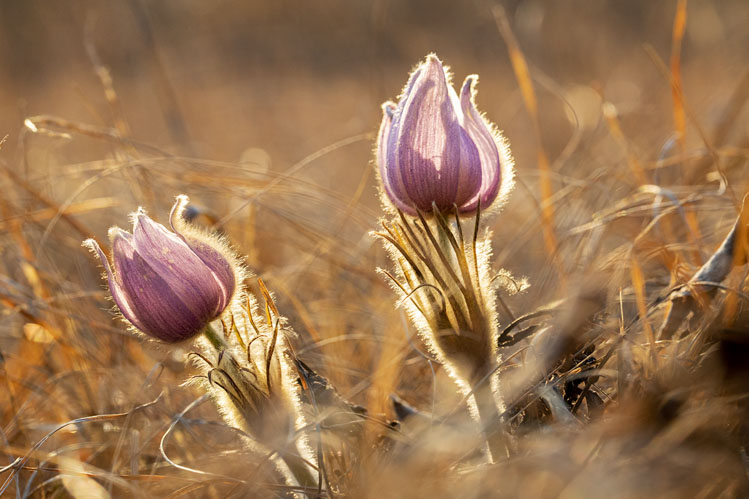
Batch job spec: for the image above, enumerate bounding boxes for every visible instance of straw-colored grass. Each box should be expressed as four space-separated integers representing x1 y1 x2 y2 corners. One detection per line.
1 1 749 497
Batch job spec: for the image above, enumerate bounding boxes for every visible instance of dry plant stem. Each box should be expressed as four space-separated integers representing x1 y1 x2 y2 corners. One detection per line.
379 206 505 460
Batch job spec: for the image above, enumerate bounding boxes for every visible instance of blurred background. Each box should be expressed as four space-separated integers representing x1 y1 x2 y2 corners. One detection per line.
1 0 749 496
1 0 747 265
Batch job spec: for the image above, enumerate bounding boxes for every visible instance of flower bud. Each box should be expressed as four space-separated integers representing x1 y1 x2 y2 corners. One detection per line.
85 196 237 343
377 54 513 215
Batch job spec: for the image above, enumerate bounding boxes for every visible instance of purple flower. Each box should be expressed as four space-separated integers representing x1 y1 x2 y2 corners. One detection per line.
85 196 237 343
377 54 513 215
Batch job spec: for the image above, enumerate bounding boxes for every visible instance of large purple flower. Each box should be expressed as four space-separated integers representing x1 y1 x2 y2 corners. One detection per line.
377 54 512 215
86 196 237 343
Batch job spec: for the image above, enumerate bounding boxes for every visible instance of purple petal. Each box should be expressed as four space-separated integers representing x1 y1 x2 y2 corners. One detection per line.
388 55 481 213
88 236 148 334
111 229 208 342
384 66 425 214
458 76 502 213
452 125 484 210
132 211 223 316
169 199 236 313
377 102 414 213
188 242 234 311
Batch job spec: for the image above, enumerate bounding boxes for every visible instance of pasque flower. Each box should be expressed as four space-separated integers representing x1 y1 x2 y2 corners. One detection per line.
377 54 513 215
85 196 237 343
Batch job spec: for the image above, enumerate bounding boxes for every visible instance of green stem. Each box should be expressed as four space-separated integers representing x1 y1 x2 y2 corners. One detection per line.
202 323 226 351
282 451 320 494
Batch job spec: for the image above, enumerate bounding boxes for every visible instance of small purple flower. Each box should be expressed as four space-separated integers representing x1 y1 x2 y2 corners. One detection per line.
377 54 513 215
85 196 237 343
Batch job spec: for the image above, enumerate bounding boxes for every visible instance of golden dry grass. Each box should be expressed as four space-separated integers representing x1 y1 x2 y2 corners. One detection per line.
1 1 749 497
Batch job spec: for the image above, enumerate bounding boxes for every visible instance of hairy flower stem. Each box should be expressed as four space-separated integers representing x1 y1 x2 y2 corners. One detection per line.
282 451 320 493
378 206 507 462
199 319 318 490
433 217 505 461
471 369 507 461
